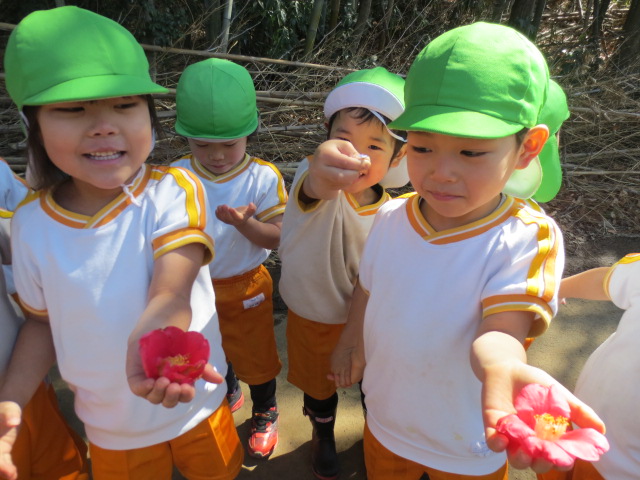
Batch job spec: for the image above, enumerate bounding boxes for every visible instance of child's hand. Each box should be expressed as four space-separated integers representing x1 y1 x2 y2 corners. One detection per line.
215 203 257 227
328 344 365 388
482 362 606 473
0 401 20 480
126 342 224 408
304 140 371 200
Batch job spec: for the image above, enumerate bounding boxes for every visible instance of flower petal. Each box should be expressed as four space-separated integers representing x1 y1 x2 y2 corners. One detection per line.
524 436 576 468
556 429 610 461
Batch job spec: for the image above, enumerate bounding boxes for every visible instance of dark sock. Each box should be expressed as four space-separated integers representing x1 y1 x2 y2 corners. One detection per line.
304 392 338 414
225 362 239 395
249 378 277 411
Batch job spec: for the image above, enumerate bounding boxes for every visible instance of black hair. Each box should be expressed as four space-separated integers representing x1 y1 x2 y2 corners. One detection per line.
326 107 406 161
23 95 162 190
515 127 530 146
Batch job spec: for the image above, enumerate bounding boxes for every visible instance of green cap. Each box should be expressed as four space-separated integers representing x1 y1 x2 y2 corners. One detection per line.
4 6 168 111
390 22 549 139
324 67 405 121
175 58 258 141
532 80 570 202
324 67 409 188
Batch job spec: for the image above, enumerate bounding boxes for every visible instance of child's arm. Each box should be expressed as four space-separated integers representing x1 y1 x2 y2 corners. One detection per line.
471 311 605 473
559 267 609 301
0 315 56 480
328 280 367 388
301 139 371 202
215 205 282 250
126 242 223 408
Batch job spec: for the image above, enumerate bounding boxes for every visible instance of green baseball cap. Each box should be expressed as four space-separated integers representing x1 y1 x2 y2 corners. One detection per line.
532 80 570 202
175 58 259 141
4 6 168 111
389 22 549 139
324 67 409 188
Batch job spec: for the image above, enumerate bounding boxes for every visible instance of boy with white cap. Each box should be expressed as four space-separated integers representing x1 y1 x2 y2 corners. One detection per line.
278 66 408 480
330 23 605 479
173 58 287 459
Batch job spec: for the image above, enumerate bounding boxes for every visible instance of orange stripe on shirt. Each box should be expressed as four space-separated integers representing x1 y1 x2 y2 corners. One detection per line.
153 227 215 264
167 167 207 229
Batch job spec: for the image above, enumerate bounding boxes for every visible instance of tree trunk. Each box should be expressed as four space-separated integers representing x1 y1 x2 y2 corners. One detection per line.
329 0 341 31
507 0 536 37
352 0 372 51
204 0 222 45
530 0 547 40
220 0 233 53
589 0 611 43
615 0 640 68
491 0 510 22
304 0 326 58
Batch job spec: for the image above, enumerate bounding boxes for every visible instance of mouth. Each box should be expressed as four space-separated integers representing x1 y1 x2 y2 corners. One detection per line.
85 151 124 161
429 190 459 201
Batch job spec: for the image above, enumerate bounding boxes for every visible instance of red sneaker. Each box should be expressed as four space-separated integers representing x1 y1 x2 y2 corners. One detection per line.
226 387 244 413
248 407 278 458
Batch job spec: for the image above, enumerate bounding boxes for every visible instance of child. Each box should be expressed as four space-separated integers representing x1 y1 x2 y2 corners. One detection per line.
540 254 640 480
0 159 89 480
0 7 243 479
330 22 605 479
172 58 287 458
278 66 408 479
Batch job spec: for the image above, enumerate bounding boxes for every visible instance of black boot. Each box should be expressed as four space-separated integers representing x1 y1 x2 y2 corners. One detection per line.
303 406 339 480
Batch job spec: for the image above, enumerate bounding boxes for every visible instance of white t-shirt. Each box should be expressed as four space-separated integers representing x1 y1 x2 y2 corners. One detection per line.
172 154 287 279
11 164 227 450
360 193 564 475
0 159 28 379
278 157 391 324
574 253 640 480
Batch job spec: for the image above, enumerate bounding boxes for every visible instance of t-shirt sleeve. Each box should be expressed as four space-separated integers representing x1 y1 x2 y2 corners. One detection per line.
151 166 216 265
481 212 565 337
252 160 288 222
605 253 640 310
0 159 28 215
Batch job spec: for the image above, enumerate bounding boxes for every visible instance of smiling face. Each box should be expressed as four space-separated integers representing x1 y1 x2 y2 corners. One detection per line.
406 130 544 231
328 109 402 196
36 96 152 201
187 137 248 175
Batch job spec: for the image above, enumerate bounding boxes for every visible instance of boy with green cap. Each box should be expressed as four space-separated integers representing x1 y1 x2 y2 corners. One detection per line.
278 66 408 480
172 58 287 459
0 7 243 480
330 23 605 479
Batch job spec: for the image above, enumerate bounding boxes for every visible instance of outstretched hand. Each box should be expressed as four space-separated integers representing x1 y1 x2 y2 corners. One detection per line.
215 203 257 227
0 402 21 480
481 361 605 473
126 343 223 409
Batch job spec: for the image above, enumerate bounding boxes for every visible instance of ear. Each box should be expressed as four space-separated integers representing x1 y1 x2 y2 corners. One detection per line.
390 143 407 168
516 125 549 170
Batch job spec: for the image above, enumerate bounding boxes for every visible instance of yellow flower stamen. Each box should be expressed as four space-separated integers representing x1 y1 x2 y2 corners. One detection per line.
166 354 190 366
534 413 570 441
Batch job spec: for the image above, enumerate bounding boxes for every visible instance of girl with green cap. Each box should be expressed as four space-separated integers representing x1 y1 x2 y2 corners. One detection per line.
173 58 287 459
0 6 242 480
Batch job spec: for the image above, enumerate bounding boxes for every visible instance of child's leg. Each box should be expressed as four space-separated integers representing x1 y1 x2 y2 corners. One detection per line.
224 361 244 412
364 423 508 480
13 381 89 480
247 378 278 458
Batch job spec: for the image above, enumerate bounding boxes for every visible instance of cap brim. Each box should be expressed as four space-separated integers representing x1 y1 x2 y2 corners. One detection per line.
389 105 525 139
379 155 409 189
23 74 168 106
503 156 542 199
532 136 562 203
324 82 404 120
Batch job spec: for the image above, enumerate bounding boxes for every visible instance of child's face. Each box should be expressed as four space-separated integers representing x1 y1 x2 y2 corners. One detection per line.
329 110 401 194
37 96 152 192
187 137 247 175
406 130 534 230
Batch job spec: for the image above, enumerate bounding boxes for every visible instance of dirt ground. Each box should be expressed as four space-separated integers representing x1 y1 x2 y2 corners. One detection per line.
52 235 637 480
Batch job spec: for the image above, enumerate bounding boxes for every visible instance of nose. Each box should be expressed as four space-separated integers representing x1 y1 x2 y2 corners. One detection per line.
87 110 118 137
428 154 456 183
207 148 224 161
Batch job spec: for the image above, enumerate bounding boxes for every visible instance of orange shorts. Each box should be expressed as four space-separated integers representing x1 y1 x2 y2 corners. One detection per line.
213 264 281 385
364 423 508 480
286 309 345 400
537 459 604 480
13 381 89 480
89 400 243 480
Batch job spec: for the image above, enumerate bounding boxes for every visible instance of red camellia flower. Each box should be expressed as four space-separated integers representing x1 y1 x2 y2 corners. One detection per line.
496 383 609 468
139 326 210 385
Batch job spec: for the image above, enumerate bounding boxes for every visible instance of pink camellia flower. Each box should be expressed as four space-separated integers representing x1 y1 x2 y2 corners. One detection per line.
496 383 609 468
139 326 210 385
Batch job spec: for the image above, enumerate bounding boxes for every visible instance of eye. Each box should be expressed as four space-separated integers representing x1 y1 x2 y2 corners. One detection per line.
411 145 431 154
194 143 209 148
461 150 486 158
115 101 140 110
55 106 84 113
368 144 383 151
